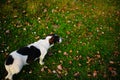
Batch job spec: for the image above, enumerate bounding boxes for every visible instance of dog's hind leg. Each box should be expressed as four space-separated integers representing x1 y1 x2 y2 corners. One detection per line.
5 67 14 80
5 72 13 80
5 64 21 80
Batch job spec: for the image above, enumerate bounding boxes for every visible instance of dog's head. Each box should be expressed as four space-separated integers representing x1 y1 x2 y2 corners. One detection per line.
46 34 62 46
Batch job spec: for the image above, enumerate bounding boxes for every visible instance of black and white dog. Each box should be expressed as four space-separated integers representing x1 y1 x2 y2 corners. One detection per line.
5 34 62 80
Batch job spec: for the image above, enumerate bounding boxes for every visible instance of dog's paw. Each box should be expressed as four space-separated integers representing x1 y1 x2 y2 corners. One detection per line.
39 62 44 65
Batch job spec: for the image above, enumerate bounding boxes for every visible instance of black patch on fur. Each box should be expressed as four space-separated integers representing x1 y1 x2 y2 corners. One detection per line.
6 55 14 65
17 46 41 63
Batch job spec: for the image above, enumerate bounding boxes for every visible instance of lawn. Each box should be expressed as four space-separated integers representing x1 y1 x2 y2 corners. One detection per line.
0 0 120 80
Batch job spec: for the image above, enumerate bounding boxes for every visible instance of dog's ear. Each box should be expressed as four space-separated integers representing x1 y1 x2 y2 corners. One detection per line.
49 36 54 45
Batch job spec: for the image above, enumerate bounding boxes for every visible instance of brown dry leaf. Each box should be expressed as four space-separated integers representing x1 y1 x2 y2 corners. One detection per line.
82 42 86 46
108 67 117 76
69 50 72 53
87 74 92 77
22 10 26 14
48 69 52 73
13 15 18 18
113 51 119 56
103 73 107 78
57 64 63 71
41 67 45 72
79 55 82 59
53 24 59 29
86 56 92 64
111 70 117 76
69 60 72 64
76 51 79 53
52 62 56 65
58 50 62 53
63 52 68 56
48 52 53 56
66 31 70 35
78 63 82 66
52 70 56 73
96 27 100 32
74 56 77 60
23 28 26 31
95 54 101 58
93 70 97 77
77 22 82 27
43 8 47 13
108 67 113 71
35 36 40 40
29 70 32 74
23 70 25 73
74 72 80 77
5 30 10 34
109 27 113 31
109 61 114 64
44 66 48 69
74 56 80 61
57 69 62 74
60 60 63 64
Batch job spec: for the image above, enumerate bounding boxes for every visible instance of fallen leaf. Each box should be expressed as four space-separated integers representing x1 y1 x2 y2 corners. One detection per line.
82 42 86 46
44 66 48 69
93 70 97 77
48 52 53 56
111 70 117 76
23 28 26 31
95 54 101 58
29 70 32 74
57 64 63 71
101 31 104 34
58 50 62 53
22 10 26 14
63 52 68 56
57 69 62 75
48 69 52 73
108 67 113 71
60 60 63 64
43 8 47 13
69 50 72 53
86 56 92 64
108 67 117 76
53 24 59 29
52 62 56 65
52 70 56 73
69 60 72 64
13 15 18 18
103 73 107 78
66 31 70 35
78 63 82 66
5 30 10 34
41 67 45 72
77 22 82 27
109 61 114 64
35 36 40 40
74 72 80 77
113 51 119 56
76 51 79 53
87 74 91 77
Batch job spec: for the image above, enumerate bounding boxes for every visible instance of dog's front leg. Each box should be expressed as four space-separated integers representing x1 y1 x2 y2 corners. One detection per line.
39 54 45 65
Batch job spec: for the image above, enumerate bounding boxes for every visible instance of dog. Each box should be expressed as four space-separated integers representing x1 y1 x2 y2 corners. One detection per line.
4 34 62 80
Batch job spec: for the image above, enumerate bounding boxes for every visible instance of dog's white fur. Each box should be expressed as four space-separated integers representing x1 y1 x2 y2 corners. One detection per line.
5 35 62 80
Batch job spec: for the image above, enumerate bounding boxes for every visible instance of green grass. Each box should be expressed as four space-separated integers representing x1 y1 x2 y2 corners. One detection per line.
0 0 120 80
